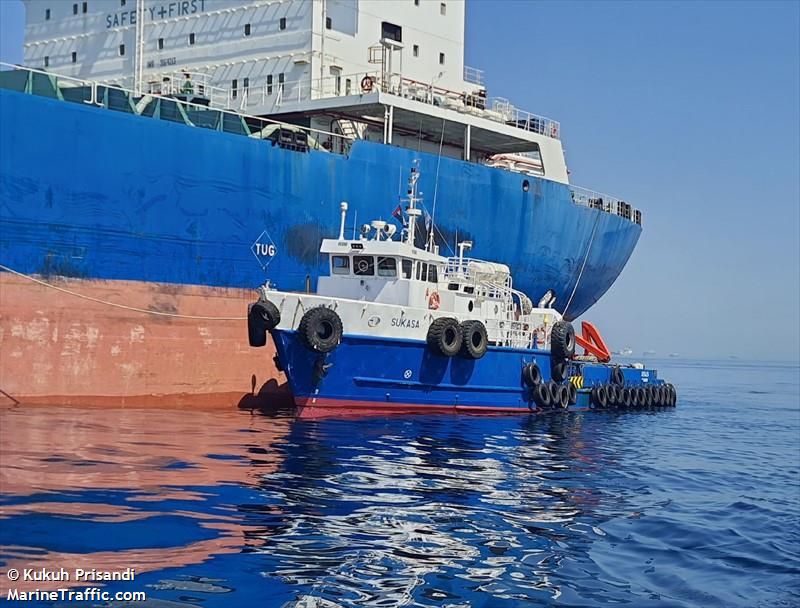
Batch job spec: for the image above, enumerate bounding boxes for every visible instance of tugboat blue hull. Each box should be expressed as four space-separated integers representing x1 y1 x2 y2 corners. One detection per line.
272 331 667 416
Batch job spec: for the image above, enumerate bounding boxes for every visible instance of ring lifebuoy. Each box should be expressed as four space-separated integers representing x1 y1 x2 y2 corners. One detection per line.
428 291 440 310
360 75 374 93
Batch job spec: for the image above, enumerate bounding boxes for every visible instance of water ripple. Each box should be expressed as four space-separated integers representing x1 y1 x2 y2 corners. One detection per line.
0 360 798 606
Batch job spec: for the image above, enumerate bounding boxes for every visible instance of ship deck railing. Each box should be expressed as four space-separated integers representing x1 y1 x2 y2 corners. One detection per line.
0 62 354 155
569 186 643 226
265 70 561 141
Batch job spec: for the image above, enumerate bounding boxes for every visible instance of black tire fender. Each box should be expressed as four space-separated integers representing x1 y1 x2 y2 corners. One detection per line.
427 317 462 357
550 358 568 382
611 366 624 386
460 320 488 359
298 307 343 353
248 300 280 347
568 383 578 405
558 384 570 409
606 384 619 407
522 362 542 387
534 382 551 408
550 320 576 360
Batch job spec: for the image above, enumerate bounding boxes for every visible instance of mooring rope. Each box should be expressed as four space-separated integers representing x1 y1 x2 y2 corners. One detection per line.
562 210 602 318
0 263 248 321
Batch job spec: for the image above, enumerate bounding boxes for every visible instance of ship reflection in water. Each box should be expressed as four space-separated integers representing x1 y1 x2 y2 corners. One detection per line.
1 362 798 608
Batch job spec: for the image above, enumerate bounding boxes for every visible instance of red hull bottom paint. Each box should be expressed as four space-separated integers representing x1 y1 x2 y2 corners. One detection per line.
0 273 290 408
294 396 537 418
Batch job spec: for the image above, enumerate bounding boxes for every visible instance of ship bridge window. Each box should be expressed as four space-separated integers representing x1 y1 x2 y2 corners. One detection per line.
82 2 87 14
416 262 428 282
354 256 375 276
377 257 397 277
428 265 438 283
381 22 402 43
72 4 78 15
401 259 412 279
331 255 350 275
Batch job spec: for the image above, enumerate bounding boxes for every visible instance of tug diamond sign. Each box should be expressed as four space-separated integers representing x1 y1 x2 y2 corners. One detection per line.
251 230 278 270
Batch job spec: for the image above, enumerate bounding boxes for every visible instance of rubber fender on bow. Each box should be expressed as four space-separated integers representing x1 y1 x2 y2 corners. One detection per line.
248 300 280 347
522 362 542 387
299 307 343 353
575 321 612 363
460 320 488 359
427 317 462 357
550 321 576 360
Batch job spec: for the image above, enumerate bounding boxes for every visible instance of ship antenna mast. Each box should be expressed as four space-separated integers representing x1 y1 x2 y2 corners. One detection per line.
404 161 422 246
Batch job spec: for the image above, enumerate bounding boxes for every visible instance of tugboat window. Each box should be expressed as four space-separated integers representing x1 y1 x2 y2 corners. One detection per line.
377 257 397 277
332 255 350 274
401 259 412 279
428 265 438 283
354 256 375 276
417 263 428 281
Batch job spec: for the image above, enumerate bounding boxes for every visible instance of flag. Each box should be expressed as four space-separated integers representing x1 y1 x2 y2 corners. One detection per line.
391 204 403 222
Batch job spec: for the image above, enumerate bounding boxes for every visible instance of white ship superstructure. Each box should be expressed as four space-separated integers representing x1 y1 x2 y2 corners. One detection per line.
21 0 570 180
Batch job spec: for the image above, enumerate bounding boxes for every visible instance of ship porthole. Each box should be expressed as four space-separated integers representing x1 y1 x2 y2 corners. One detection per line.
522 179 530 192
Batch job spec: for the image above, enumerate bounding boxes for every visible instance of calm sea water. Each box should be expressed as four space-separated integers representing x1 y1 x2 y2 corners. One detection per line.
1 359 798 607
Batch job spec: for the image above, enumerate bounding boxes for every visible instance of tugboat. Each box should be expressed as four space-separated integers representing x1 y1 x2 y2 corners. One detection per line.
247 165 676 416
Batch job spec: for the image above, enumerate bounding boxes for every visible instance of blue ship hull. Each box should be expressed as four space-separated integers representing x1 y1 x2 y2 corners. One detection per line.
271 330 665 416
0 87 641 320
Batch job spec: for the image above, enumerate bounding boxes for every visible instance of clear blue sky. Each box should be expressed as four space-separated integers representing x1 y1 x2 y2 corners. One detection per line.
1 0 798 360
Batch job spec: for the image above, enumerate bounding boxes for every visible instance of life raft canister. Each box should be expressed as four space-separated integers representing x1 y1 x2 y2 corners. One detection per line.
360 75 374 93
